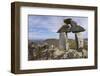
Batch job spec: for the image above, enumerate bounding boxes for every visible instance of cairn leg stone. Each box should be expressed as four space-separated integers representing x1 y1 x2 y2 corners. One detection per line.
75 32 84 52
59 32 69 51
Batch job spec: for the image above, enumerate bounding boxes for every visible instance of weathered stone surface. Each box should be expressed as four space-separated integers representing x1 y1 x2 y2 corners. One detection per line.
59 32 69 51
82 49 88 58
53 48 65 58
57 24 71 33
75 32 84 51
63 49 78 59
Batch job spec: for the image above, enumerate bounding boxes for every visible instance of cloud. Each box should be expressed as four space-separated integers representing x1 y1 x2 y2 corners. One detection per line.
28 15 88 40
28 31 59 40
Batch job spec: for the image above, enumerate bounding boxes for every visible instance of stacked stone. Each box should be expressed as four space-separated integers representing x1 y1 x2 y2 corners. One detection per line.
57 18 85 52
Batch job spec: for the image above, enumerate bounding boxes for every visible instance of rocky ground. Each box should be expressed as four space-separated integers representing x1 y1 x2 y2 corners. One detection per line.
28 40 88 60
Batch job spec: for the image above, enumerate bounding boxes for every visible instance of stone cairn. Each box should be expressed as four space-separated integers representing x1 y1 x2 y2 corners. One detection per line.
57 18 86 58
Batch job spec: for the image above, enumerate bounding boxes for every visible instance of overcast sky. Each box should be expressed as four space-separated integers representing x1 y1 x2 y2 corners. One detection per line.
28 15 88 40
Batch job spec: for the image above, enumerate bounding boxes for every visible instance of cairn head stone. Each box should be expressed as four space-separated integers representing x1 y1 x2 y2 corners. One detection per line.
64 18 77 26
57 18 85 33
64 18 85 33
64 18 72 24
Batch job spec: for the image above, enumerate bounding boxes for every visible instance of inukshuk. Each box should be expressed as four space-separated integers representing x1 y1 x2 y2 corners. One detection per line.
57 18 85 52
